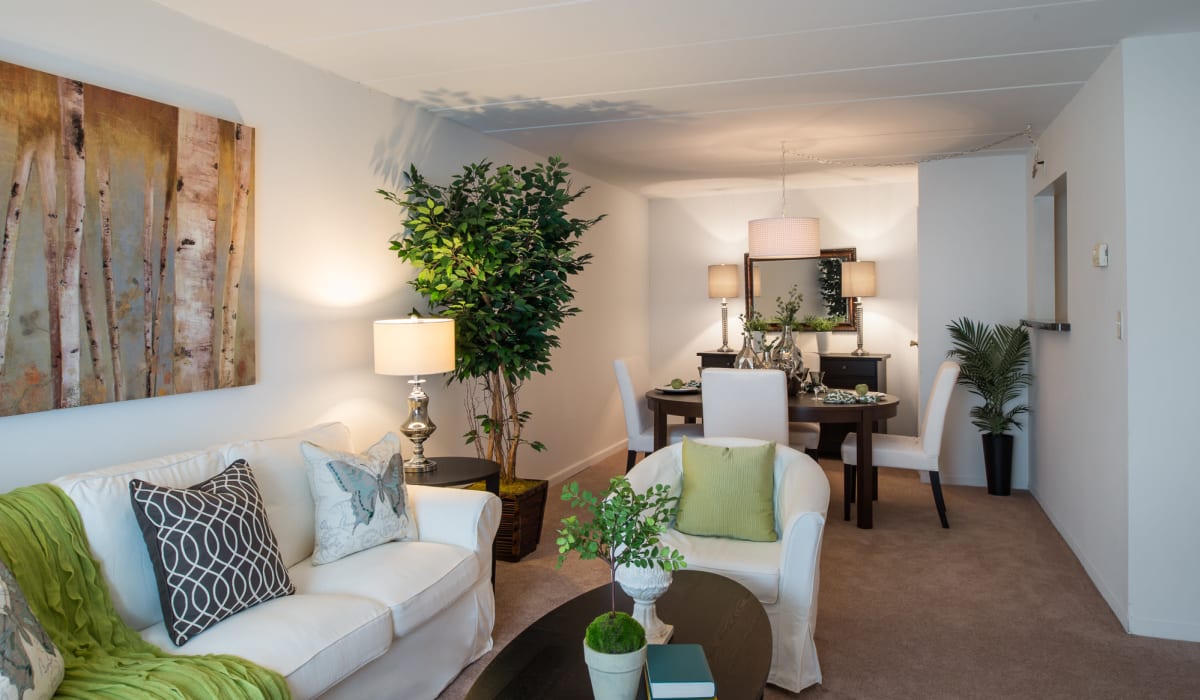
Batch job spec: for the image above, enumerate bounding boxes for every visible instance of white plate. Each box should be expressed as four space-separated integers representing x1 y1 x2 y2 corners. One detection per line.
656 385 700 394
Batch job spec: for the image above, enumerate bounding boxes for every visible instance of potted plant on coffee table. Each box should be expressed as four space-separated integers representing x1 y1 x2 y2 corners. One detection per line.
556 477 686 700
945 317 1033 496
379 157 602 560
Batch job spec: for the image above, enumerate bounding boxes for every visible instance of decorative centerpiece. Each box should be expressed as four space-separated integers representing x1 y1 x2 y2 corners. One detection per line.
773 284 805 393
556 477 686 700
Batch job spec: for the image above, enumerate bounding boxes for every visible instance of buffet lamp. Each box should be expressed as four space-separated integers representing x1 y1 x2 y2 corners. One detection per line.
841 261 877 356
373 316 456 472
707 264 740 352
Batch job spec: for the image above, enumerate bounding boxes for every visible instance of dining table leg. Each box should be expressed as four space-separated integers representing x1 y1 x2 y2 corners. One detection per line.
855 417 874 529
652 405 668 451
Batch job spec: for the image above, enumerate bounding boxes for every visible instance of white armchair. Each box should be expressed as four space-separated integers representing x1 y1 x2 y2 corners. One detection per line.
626 438 830 692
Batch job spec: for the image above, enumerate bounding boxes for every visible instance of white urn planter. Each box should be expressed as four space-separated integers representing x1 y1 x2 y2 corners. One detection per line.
616 564 673 644
815 331 833 354
583 640 647 700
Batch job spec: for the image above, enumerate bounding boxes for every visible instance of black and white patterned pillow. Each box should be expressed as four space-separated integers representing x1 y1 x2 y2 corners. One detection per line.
129 460 294 646
1 557 64 700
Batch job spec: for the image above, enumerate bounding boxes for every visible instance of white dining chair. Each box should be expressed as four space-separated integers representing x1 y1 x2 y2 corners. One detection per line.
701 368 789 444
614 357 703 471
789 350 821 454
841 360 961 528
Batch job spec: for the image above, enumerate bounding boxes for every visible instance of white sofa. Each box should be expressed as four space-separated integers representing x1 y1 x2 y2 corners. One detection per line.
625 438 830 692
51 422 501 700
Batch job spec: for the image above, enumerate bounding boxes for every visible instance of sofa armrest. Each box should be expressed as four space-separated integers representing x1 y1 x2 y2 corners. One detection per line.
408 484 501 555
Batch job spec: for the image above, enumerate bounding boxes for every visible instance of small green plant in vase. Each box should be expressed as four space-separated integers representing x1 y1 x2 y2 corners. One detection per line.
556 477 685 699
774 283 804 330
802 314 840 332
803 314 844 353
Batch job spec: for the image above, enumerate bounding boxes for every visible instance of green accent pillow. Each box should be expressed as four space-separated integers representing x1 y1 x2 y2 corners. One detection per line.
676 439 778 542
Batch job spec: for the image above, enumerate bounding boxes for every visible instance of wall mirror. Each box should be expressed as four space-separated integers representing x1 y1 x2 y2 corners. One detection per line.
743 248 857 331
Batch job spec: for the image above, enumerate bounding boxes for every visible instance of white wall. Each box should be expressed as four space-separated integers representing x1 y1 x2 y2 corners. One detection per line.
0 0 643 492
1122 32 1200 642
1025 44 1131 630
917 153 1030 488
647 180 921 436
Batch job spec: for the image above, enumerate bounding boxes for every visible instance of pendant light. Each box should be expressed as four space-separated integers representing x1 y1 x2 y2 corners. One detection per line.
748 143 820 258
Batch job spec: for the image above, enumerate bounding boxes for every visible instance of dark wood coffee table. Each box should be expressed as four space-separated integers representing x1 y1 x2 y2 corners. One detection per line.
466 569 771 699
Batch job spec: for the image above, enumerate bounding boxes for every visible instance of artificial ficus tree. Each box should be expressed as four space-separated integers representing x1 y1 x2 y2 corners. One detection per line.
378 157 602 484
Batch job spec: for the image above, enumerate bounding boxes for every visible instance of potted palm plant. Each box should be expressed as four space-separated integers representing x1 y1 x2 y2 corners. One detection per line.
945 317 1033 495
379 157 602 559
556 477 686 700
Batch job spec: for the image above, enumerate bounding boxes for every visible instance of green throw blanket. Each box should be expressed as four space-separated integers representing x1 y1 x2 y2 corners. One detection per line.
0 483 291 699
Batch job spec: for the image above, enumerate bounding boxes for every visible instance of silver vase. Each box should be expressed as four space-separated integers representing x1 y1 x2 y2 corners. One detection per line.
734 332 762 369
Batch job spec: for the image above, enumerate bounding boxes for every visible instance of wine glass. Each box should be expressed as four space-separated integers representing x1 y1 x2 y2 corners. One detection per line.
810 370 826 396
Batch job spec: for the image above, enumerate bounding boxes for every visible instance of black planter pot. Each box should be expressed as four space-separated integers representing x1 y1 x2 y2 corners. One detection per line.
981 433 1013 496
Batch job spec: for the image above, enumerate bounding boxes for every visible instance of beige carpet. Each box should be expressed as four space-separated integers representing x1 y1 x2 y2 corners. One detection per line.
438 452 1200 699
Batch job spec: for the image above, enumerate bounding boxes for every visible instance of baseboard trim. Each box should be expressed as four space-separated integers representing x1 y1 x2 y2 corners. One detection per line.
544 440 626 487
1128 613 1200 643
1031 486 1131 633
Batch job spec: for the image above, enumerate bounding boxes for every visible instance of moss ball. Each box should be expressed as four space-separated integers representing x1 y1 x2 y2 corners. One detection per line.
584 611 645 654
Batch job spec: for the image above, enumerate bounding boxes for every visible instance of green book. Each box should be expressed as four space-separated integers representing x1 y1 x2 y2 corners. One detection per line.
645 643 715 698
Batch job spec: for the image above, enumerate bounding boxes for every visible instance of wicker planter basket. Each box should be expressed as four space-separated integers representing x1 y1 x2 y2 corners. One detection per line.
494 479 548 562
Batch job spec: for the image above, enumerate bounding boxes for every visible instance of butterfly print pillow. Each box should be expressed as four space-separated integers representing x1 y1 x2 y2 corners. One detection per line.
300 433 416 565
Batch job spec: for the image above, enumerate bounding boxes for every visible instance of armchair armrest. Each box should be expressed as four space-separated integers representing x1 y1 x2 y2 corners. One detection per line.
776 454 829 602
408 484 501 555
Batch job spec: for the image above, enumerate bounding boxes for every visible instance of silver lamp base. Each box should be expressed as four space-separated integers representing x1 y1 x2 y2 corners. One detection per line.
717 300 732 352
851 296 868 356
400 377 438 473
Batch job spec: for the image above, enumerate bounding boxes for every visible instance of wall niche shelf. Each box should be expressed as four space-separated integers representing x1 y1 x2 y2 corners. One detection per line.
1020 319 1071 332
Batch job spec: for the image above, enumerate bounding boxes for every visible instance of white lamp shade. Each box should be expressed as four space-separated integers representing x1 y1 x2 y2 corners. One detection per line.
374 317 456 376
841 261 877 298
747 217 820 258
707 264 740 299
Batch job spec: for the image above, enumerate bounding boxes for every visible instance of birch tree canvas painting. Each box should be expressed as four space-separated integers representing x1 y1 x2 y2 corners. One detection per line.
0 60 255 417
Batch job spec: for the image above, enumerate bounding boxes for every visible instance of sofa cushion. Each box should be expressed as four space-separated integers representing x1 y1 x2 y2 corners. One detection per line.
129 461 294 646
224 422 350 568
300 433 415 565
288 540 479 637
659 528 782 604
140 593 391 700
676 439 778 542
0 557 64 700
52 449 226 630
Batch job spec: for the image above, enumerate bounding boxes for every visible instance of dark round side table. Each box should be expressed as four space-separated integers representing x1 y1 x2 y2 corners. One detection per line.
405 456 501 498
406 457 501 583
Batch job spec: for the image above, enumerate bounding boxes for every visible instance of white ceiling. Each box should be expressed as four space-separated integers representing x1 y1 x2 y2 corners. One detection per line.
152 0 1200 197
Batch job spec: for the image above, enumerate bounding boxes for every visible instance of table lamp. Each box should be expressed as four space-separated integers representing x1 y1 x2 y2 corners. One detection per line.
707 264 740 352
373 317 456 472
841 261 876 356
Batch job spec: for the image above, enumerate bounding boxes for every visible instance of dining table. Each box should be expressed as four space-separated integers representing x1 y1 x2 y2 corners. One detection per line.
645 388 900 529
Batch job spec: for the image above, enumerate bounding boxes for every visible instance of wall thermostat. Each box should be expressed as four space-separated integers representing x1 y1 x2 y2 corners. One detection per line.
1092 243 1109 268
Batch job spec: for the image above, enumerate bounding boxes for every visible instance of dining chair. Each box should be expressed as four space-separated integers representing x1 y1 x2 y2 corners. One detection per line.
701 368 789 444
614 357 703 471
789 350 821 454
841 360 960 527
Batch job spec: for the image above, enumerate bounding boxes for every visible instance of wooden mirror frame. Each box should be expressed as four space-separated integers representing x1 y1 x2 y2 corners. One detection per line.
743 248 858 332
